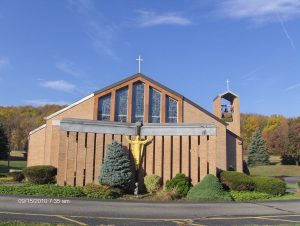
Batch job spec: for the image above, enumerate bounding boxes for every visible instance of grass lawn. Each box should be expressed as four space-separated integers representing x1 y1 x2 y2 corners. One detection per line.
0 160 27 175
249 164 300 177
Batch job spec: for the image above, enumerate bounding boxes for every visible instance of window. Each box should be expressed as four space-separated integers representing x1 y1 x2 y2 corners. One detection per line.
98 95 111 121
166 96 178 123
132 82 144 122
115 87 128 122
149 88 161 123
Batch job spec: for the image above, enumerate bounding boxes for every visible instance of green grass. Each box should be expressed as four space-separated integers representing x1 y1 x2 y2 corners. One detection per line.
0 160 27 175
249 165 300 177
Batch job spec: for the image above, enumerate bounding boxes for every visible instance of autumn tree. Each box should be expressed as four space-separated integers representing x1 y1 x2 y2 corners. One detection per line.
0 123 9 159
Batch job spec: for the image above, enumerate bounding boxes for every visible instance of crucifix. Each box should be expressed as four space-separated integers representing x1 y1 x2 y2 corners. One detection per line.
136 55 143 73
226 79 230 91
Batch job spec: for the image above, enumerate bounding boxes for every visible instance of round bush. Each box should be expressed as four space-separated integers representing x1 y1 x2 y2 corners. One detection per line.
187 174 232 202
252 176 286 196
23 165 57 184
83 183 123 199
8 172 24 182
144 175 161 193
165 173 190 198
220 171 255 191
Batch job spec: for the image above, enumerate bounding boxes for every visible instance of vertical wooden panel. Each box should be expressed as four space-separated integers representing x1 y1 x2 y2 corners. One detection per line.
163 136 171 182
181 136 189 177
144 84 149 123
172 136 180 178
154 136 163 178
199 136 208 180
66 132 77 186
94 134 104 184
105 134 113 157
76 133 86 186
57 131 67 186
208 136 217 176
114 134 122 143
85 133 95 184
127 83 133 123
145 137 154 175
190 136 199 185
110 90 116 121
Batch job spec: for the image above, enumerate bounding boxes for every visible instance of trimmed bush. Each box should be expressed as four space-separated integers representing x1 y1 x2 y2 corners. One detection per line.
144 175 161 193
83 183 123 199
252 176 286 196
187 174 232 202
298 180 300 188
23 165 57 184
230 191 273 201
99 141 135 192
220 171 255 191
0 184 85 197
165 173 190 198
8 172 24 182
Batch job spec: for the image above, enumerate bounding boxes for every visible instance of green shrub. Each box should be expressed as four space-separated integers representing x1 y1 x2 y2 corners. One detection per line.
83 183 123 199
0 177 14 184
297 180 300 188
165 173 190 198
0 184 85 197
252 176 286 196
220 171 255 191
230 191 273 201
23 165 57 184
99 141 135 191
8 172 24 182
187 174 232 201
144 175 161 193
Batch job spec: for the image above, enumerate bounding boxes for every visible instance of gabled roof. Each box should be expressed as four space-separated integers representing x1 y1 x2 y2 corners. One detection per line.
44 73 227 126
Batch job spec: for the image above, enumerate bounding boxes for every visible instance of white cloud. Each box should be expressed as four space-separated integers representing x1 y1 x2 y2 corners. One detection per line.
286 83 300 91
0 56 10 70
25 99 69 106
135 10 192 27
56 60 83 77
41 80 76 92
218 0 300 23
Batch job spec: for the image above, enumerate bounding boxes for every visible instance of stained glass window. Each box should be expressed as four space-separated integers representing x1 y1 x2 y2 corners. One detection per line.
98 94 111 121
132 82 144 122
166 96 178 123
115 87 128 122
149 88 161 123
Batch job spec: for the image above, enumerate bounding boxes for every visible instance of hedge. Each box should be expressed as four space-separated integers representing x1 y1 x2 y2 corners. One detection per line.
220 171 255 191
23 165 57 184
83 183 123 199
230 191 273 201
252 176 286 196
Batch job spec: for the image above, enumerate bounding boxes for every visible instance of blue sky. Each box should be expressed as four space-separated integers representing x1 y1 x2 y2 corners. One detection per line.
0 0 299 117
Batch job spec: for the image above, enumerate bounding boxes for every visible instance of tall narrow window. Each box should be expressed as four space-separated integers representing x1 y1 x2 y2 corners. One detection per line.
132 82 144 122
115 87 128 122
98 94 111 121
149 88 161 123
166 96 178 123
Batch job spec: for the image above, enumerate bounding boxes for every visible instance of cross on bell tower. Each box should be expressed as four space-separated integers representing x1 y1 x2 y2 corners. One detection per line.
226 79 230 91
136 55 143 73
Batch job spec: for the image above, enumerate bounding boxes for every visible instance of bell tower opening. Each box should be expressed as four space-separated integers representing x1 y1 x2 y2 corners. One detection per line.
213 90 240 136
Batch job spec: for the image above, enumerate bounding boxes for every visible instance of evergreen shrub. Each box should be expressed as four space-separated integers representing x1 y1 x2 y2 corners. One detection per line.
230 191 273 201
187 174 232 201
252 176 286 196
23 165 57 184
220 171 255 191
165 173 190 198
99 141 135 191
144 175 161 193
8 172 24 182
297 180 300 188
83 183 123 199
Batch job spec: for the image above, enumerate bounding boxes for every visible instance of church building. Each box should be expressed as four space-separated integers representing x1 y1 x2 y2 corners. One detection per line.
28 73 243 186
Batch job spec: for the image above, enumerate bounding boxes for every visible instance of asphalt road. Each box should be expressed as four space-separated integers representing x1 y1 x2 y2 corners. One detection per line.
0 195 300 225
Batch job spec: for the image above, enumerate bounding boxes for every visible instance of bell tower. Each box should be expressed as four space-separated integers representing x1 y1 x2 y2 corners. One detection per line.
213 90 240 136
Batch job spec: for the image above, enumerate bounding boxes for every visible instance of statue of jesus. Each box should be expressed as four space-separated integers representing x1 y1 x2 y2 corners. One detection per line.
125 136 152 169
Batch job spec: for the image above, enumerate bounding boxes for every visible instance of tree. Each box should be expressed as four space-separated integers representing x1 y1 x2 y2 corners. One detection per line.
99 141 135 191
283 118 300 165
247 129 270 166
0 123 9 159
